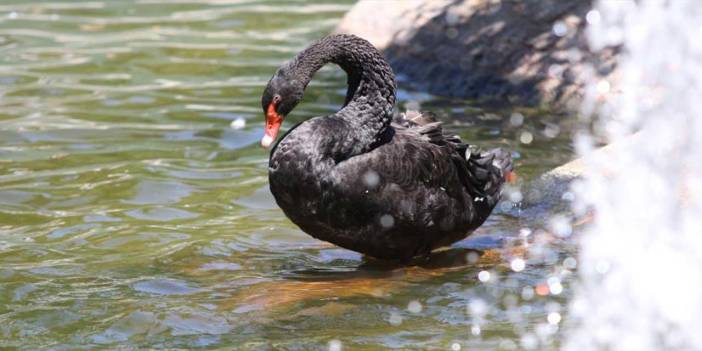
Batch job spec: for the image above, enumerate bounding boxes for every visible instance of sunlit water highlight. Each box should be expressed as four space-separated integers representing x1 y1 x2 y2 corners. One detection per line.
569 0 702 349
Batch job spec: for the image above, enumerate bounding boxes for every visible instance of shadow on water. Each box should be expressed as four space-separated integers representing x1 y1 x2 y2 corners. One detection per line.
221 236 528 313
218 207 591 323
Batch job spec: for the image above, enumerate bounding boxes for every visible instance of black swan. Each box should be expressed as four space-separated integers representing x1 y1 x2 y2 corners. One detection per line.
260 34 513 261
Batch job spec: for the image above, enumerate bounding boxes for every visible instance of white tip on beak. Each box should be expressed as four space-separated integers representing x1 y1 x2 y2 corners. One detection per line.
261 134 275 148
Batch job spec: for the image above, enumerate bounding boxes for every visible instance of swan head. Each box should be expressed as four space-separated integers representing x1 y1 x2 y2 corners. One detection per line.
260 68 305 148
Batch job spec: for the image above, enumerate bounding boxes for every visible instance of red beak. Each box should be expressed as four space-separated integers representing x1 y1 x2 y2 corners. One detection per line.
505 170 518 184
261 102 283 148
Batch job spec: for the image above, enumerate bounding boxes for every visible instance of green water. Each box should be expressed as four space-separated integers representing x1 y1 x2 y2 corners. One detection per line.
0 1 577 349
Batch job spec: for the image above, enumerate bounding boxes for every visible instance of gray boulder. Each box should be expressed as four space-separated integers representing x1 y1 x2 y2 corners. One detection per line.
336 0 618 109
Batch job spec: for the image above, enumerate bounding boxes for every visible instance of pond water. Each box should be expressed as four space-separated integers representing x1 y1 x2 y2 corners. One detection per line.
0 1 577 349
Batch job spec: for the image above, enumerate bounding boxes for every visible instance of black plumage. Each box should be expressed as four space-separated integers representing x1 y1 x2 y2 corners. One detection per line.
261 34 512 261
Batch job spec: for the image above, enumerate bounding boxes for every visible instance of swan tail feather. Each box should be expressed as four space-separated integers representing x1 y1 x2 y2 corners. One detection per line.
463 147 513 206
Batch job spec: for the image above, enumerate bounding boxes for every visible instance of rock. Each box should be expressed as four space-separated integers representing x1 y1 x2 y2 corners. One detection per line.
336 0 619 110
520 156 583 218
517 134 639 225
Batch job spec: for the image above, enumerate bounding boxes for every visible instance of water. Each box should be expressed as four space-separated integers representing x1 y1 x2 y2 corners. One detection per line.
569 1 702 349
0 1 576 349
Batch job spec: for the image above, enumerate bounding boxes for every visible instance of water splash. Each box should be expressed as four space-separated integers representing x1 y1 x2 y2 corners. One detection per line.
569 1 702 349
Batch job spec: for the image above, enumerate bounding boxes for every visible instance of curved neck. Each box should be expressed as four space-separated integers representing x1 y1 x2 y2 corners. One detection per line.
285 34 397 159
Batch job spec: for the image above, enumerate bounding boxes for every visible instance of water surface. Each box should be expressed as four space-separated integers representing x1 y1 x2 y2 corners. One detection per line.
0 1 576 349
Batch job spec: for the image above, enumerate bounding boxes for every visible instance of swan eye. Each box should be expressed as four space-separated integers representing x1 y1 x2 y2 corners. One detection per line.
273 94 281 104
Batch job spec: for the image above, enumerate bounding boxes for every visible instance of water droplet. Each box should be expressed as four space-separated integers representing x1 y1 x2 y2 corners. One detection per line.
509 190 523 203
362 170 380 188
471 324 481 336
451 342 462 350
547 277 563 295
8 12 18 19
520 333 538 350
596 79 611 94
379 214 394 228
552 21 568 37
509 112 524 126
407 300 422 313
549 215 572 237
519 228 532 238
535 283 550 296
389 312 402 326
510 258 526 272
478 270 491 282
586 10 601 25
519 131 533 144
468 298 488 316
547 312 562 325
230 117 246 130
543 123 560 138
328 339 342 351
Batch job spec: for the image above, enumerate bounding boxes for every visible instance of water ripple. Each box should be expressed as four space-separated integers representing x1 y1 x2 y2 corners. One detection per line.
0 0 576 349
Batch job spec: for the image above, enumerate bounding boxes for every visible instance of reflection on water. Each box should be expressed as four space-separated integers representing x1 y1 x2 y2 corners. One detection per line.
0 0 576 349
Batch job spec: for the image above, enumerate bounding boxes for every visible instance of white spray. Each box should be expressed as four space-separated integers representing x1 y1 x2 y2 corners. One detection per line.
567 0 702 350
